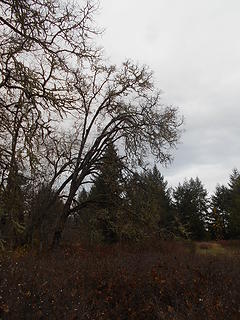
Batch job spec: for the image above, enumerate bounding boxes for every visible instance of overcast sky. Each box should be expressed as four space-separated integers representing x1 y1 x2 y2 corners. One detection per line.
96 0 240 193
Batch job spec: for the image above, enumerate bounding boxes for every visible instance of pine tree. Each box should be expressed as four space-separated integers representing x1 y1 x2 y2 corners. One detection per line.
89 143 124 243
228 169 240 238
209 184 231 239
90 143 123 209
25 185 64 249
173 177 209 240
125 166 173 239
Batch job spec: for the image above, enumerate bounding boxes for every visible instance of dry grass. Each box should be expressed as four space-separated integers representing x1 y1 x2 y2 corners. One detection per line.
0 241 240 319
196 241 240 257
196 242 226 255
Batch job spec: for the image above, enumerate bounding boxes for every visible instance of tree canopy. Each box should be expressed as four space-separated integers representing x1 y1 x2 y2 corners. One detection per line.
0 0 183 246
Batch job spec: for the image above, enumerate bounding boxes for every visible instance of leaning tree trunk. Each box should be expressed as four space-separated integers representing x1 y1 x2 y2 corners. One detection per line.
51 197 73 248
51 171 86 248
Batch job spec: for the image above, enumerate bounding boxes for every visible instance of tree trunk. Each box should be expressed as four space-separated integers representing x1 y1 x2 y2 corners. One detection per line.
51 198 73 248
51 176 82 248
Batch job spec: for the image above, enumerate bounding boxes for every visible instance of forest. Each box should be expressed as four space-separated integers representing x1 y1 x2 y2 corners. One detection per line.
1 137 240 250
0 0 240 319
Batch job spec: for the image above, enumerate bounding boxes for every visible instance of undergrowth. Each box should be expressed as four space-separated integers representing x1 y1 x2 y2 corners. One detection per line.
0 241 240 319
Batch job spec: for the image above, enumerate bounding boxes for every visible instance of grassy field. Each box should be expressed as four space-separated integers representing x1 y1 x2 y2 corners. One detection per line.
196 241 240 256
0 240 240 320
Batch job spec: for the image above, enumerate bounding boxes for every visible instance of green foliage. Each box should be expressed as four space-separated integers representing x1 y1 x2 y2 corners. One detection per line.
209 184 231 239
25 184 64 248
228 169 240 238
81 143 125 243
173 177 209 240
171 214 192 240
76 152 174 243
90 143 124 209
209 169 240 240
125 166 173 240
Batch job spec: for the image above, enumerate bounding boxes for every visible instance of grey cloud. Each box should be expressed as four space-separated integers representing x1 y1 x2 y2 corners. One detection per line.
95 0 240 192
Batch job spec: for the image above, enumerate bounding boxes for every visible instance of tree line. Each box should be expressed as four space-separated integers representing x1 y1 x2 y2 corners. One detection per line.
2 138 238 248
70 143 240 243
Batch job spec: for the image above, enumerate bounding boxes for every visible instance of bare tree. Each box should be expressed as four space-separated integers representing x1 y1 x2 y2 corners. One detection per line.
44 60 183 246
0 0 99 180
0 0 183 247
0 0 99 244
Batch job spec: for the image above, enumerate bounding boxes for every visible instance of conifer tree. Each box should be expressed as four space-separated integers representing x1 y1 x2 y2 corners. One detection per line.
228 169 240 238
209 184 231 239
173 177 209 240
125 166 173 239
88 143 124 243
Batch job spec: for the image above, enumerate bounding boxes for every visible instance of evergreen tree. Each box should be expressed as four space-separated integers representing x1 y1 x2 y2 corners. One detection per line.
90 143 123 209
228 169 240 238
208 169 240 240
173 177 209 240
209 184 231 239
25 185 64 249
125 166 173 239
142 166 173 234
88 143 124 243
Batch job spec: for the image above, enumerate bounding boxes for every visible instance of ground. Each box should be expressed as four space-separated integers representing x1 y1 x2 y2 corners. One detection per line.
0 240 240 319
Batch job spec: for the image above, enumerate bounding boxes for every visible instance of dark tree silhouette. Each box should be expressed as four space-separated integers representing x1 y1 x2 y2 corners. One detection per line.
0 0 183 246
173 177 209 240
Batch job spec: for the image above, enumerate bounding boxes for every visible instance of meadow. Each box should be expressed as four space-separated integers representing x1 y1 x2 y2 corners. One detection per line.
0 240 240 320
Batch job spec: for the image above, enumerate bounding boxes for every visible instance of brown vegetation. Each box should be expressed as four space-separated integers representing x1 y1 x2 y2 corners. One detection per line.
1 241 240 320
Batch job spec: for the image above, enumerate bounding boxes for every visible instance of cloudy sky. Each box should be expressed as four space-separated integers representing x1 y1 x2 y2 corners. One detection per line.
96 0 240 193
